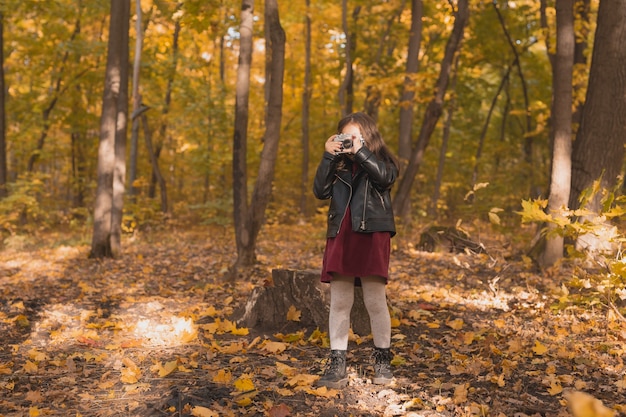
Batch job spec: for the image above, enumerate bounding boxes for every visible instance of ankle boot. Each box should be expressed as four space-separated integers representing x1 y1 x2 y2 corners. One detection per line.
317 350 348 389
372 347 394 385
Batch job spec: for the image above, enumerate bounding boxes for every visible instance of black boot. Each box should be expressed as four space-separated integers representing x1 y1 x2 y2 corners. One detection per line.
317 350 348 389
372 347 394 385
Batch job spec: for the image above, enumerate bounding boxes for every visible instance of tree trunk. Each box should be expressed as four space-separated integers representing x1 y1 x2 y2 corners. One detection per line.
235 0 286 270
393 0 469 220
397 0 423 171
338 1 359 117
430 55 459 217
232 0 254 268
492 2 534 190
152 9 180 213
110 0 130 257
541 0 574 267
91 0 129 259
299 0 312 217
569 0 626 252
128 0 145 199
234 269 371 336
471 63 512 191
0 12 6 199
572 0 591 131
141 112 168 213
27 16 81 172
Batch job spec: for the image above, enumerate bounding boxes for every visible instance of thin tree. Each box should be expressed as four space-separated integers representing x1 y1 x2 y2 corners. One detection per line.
541 0 574 267
149 4 180 211
110 0 130 256
27 16 82 172
233 0 286 272
492 2 534 186
397 0 423 170
232 0 254 270
430 54 459 217
90 0 130 259
392 0 469 220
128 0 146 199
299 0 312 216
338 0 359 117
0 11 6 198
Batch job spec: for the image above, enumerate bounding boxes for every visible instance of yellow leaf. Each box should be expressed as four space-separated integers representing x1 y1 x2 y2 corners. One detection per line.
11 301 25 310
453 383 469 404
263 341 287 354
286 305 301 322
156 360 178 377
199 306 219 317
191 406 219 417
274 387 294 396
231 326 249 336
286 373 318 387
488 211 501 225
23 360 38 373
213 369 232 384
234 376 255 392
235 396 252 407
463 331 475 345
306 385 339 397
446 318 464 330
0 362 13 374
15 314 30 328
564 391 616 417
427 322 440 329
547 381 562 396
493 319 506 329
532 340 548 355
29 406 40 417
276 362 297 377
120 358 141 384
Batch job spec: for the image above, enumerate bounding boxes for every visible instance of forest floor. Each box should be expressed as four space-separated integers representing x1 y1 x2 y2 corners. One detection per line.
0 220 625 417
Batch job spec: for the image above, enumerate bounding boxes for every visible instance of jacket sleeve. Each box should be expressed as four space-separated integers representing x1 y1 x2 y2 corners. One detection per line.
313 151 340 199
354 147 397 190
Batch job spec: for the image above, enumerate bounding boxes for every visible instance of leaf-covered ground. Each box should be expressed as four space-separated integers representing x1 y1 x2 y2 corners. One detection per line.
0 222 625 417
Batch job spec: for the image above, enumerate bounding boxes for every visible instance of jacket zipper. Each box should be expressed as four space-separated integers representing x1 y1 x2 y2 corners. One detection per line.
361 178 369 230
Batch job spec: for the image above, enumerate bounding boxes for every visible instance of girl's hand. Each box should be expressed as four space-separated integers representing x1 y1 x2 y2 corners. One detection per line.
350 135 363 154
325 135 344 155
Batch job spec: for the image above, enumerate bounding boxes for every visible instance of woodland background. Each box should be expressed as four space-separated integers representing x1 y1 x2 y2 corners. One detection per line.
0 0 625 416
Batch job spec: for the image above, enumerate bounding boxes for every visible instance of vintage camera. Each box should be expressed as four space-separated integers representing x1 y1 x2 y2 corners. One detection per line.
334 133 363 153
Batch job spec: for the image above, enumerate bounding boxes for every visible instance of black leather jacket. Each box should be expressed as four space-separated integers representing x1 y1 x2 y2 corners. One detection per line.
313 147 397 238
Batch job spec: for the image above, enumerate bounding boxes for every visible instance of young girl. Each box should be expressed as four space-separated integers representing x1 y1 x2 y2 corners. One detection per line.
313 112 399 388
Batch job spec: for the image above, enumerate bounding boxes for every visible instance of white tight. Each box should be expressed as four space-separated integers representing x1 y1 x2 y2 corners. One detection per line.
328 274 391 350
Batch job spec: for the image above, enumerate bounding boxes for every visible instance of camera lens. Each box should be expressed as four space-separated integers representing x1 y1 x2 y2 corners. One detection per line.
342 139 353 148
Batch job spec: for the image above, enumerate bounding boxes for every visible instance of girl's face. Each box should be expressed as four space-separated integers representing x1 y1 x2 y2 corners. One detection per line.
341 123 363 142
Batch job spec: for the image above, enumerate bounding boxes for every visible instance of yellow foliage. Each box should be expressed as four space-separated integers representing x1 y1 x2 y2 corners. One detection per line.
565 391 616 417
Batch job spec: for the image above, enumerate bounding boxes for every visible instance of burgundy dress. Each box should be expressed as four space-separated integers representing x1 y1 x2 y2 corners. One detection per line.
321 204 391 284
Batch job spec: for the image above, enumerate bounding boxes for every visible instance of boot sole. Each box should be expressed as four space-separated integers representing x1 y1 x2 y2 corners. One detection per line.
372 376 393 385
317 377 348 389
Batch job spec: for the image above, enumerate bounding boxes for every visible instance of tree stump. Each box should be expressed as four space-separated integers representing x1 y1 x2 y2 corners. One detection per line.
233 269 371 336
418 225 485 254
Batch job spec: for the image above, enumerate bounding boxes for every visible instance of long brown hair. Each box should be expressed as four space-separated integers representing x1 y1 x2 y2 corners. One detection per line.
337 112 399 172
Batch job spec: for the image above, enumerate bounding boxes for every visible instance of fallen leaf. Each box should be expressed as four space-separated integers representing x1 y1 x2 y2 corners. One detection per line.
565 391 616 417
263 341 287 354
286 305 301 322
191 406 219 417
532 340 548 355
268 403 291 417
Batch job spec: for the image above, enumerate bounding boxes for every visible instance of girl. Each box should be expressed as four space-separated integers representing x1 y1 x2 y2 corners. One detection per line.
313 112 399 388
